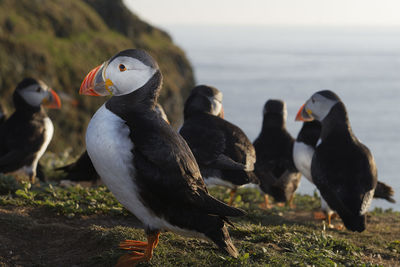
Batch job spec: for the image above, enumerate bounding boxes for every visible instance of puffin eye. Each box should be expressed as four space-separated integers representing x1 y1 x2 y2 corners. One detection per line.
119 64 127 72
311 98 315 103
36 87 41 92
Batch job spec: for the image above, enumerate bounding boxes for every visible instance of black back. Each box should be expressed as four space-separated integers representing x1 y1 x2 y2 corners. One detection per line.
311 102 377 232
254 100 300 202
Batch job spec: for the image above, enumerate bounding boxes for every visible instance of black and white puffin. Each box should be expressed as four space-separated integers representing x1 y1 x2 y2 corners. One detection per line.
293 120 395 225
0 78 61 183
179 85 259 205
57 103 169 185
79 49 245 266
253 99 301 209
295 90 377 232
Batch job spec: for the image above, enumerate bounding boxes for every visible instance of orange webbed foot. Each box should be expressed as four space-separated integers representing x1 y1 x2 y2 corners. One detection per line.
258 202 273 210
313 211 327 220
119 240 148 251
116 232 160 267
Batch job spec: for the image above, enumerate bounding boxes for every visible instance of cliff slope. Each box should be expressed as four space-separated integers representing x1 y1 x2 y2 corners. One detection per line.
0 0 195 152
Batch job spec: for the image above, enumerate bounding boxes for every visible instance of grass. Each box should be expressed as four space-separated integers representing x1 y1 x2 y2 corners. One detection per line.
0 172 399 266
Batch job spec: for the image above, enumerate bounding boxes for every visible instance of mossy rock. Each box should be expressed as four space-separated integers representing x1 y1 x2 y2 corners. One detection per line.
0 0 195 154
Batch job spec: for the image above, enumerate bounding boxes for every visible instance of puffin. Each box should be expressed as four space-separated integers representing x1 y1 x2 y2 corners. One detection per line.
293 120 395 225
179 85 259 205
295 90 377 232
0 78 61 183
253 99 301 209
79 49 245 266
56 103 169 185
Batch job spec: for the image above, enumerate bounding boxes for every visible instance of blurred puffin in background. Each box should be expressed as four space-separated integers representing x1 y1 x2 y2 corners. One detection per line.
294 120 395 226
253 99 301 209
179 85 259 205
80 49 245 266
0 78 61 183
295 90 377 232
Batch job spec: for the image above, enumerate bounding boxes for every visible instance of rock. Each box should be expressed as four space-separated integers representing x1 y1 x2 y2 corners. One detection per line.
0 0 195 153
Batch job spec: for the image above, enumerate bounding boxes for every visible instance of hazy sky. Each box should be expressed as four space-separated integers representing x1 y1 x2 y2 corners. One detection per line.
124 0 400 26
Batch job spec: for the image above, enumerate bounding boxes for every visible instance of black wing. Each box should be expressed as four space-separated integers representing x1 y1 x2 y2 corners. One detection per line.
131 118 245 217
56 150 100 182
180 115 249 170
0 112 45 172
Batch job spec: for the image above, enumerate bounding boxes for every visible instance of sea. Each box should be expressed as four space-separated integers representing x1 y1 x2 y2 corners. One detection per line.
166 25 400 210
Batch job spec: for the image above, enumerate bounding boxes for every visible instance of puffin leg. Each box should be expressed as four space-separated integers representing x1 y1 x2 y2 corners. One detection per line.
327 213 342 229
116 231 160 267
227 188 237 206
29 172 37 184
259 194 272 209
287 194 296 209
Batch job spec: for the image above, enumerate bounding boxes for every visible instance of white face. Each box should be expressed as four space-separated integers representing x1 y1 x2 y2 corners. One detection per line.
283 105 288 121
209 91 223 116
19 80 50 107
304 93 338 121
104 56 157 96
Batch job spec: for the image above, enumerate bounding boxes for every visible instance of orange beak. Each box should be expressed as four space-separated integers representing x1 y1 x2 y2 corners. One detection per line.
219 106 224 119
295 103 313 122
43 89 61 109
79 64 102 96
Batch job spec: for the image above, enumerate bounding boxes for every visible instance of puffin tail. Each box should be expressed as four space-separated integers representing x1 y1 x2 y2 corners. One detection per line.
209 225 239 258
374 181 395 203
199 191 246 217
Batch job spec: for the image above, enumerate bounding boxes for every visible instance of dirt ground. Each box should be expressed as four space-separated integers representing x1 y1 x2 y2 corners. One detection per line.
1 205 399 267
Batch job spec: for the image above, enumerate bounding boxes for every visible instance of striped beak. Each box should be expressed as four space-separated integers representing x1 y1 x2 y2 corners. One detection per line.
79 62 112 96
42 89 61 109
295 103 313 122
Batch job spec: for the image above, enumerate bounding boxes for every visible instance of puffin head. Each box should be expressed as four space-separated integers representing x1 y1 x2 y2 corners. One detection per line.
13 78 61 109
295 90 341 122
184 85 224 118
80 49 159 97
263 99 286 119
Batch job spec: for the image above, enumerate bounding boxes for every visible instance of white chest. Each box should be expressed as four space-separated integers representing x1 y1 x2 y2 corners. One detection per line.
293 141 314 183
86 105 211 236
86 105 138 210
85 105 163 228
23 117 53 174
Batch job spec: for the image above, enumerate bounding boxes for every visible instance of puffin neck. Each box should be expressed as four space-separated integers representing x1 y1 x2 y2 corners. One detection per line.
13 91 42 114
296 121 321 147
106 71 162 120
320 102 353 141
261 113 285 131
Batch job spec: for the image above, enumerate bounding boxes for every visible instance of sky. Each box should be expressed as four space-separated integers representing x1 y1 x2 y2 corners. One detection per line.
124 0 400 27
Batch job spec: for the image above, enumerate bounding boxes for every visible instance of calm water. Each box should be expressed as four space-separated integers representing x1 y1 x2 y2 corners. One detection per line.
166 25 400 210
